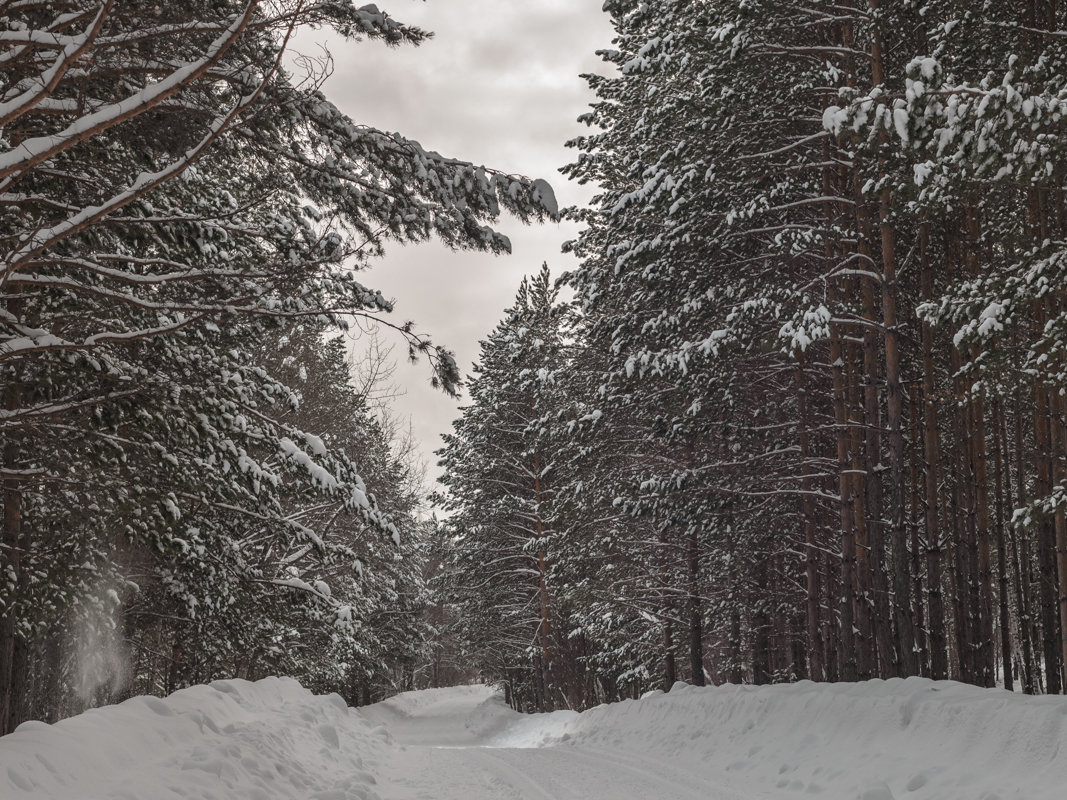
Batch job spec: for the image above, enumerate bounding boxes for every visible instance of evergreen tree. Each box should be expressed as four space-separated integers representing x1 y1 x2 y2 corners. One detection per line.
0 0 558 730
451 0 1067 699
437 266 573 710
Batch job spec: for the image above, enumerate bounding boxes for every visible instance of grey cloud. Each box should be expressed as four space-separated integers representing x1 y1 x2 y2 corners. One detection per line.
306 1 614 482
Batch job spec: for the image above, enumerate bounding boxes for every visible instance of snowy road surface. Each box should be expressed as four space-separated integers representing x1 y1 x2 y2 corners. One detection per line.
2 676 1066 798
359 685 731 799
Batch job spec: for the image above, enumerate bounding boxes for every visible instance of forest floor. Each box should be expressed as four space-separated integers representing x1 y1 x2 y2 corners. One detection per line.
1 675 1065 799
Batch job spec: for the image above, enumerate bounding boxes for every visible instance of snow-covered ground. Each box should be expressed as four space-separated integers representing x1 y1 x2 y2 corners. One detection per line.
2 676 1065 799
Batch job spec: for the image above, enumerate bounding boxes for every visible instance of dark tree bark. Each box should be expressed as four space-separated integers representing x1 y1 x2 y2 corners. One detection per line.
920 222 948 680
728 611 743 684
0 365 25 736
831 317 858 681
1011 383 1038 693
795 360 823 681
909 384 929 676
1034 318 1062 693
992 398 1014 691
662 616 677 691
686 523 705 686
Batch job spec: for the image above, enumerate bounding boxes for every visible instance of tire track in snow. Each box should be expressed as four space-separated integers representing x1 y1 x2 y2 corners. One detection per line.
563 744 750 800
452 745 730 800
465 749 561 800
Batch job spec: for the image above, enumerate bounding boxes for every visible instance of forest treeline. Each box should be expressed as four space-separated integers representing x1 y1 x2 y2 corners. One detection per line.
437 1 1067 711
0 1 557 735
7 0 1067 738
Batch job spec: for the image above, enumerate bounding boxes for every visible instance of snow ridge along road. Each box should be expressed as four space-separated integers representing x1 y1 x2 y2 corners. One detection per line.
2 677 1066 798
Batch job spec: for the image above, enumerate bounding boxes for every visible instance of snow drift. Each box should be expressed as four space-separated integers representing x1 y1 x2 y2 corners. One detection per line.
533 677 1067 800
0 677 389 799
1 676 1065 799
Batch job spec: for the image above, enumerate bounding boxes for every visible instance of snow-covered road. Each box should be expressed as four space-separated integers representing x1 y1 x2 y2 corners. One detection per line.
2 676 1066 799
360 685 730 799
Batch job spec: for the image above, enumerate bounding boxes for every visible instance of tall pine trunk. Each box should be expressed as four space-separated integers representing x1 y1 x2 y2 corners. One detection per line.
1011 380 1038 693
795 359 823 680
831 315 858 680
687 523 705 686
992 398 1014 691
909 384 929 675
920 221 948 679
1033 302 1062 693
533 450 556 709
0 356 25 735
1053 389 1067 691
866 0 916 679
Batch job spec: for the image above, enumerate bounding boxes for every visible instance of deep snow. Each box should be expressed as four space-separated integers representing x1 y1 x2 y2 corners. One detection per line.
1 676 1065 799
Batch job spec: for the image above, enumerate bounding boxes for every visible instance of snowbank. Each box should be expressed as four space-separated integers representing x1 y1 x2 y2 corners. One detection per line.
364 683 578 747
542 677 1067 800
367 682 490 719
453 689 576 747
3 676 1065 799
0 677 388 799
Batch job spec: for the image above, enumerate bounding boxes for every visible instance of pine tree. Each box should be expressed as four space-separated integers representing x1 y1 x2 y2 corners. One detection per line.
437 266 574 710
1 0 559 729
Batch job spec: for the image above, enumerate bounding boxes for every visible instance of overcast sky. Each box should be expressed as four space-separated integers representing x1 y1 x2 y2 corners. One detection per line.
303 2 615 488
